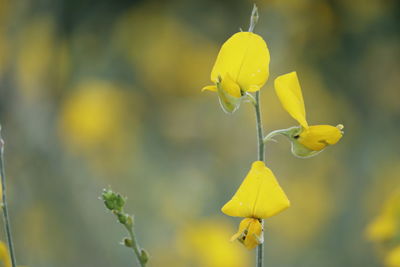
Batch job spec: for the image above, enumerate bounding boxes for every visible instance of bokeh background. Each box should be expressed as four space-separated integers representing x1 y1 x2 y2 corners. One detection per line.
0 0 399 266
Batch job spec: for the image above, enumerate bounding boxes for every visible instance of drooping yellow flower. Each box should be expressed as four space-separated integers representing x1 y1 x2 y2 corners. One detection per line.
202 32 270 113
273 72 343 157
221 161 290 249
229 218 263 250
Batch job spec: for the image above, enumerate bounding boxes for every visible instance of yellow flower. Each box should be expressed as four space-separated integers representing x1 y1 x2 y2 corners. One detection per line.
202 32 270 113
229 218 263 250
221 161 290 249
386 246 400 267
273 71 343 157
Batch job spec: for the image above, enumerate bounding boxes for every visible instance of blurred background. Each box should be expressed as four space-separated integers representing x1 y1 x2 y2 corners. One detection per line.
0 0 399 266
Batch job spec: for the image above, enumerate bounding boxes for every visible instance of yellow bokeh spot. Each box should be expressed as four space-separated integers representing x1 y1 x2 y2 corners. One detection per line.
175 219 251 267
386 246 400 267
59 80 131 150
0 241 11 267
15 16 55 99
58 79 142 175
366 191 400 242
113 5 216 96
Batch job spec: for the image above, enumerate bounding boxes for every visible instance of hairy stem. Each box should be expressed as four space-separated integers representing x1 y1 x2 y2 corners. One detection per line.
0 127 17 267
254 91 265 267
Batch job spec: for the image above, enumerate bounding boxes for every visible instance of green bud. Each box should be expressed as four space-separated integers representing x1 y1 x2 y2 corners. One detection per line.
116 211 128 225
125 215 134 228
140 249 150 264
216 78 242 114
102 189 126 211
123 238 133 247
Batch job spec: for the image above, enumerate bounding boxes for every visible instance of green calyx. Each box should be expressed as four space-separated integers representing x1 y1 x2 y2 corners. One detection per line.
264 126 323 158
216 78 242 114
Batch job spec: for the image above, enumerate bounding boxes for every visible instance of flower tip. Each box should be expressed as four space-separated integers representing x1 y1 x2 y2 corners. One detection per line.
336 124 344 132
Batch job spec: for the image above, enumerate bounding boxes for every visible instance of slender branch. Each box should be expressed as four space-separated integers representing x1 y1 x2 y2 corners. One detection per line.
254 92 265 162
248 4 265 266
0 126 17 267
102 189 148 267
253 91 265 267
125 225 145 267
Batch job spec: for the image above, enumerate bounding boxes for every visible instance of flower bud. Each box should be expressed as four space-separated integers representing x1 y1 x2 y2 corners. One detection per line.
102 189 125 211
140 249 150 263
123 238 133 247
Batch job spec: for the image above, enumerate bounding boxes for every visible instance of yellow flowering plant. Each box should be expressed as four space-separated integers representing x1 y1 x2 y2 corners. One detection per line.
202 5 343 266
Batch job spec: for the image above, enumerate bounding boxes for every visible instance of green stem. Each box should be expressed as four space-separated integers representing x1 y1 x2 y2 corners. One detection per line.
124 225 146 267
254 91 265 267
0 127 17 267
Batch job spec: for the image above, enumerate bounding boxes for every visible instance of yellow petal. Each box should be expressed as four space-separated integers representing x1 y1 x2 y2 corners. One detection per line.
298 124 343 151
230 218 263 250
244 218 263 249
221 161 290 219
210 32 270 92
386 246 400 267
202 85 217 92
230 218 252 242
274 72 308 128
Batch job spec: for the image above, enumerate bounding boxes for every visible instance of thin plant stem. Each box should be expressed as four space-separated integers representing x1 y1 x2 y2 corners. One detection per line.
102 189 148 267
0 127 17 267
124 225 145 267
254 91 265 267
248 4 265 267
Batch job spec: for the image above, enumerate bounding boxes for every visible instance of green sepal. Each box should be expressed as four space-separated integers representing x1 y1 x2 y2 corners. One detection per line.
216 80 242 114
290 140 323 158
264 126 323 158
